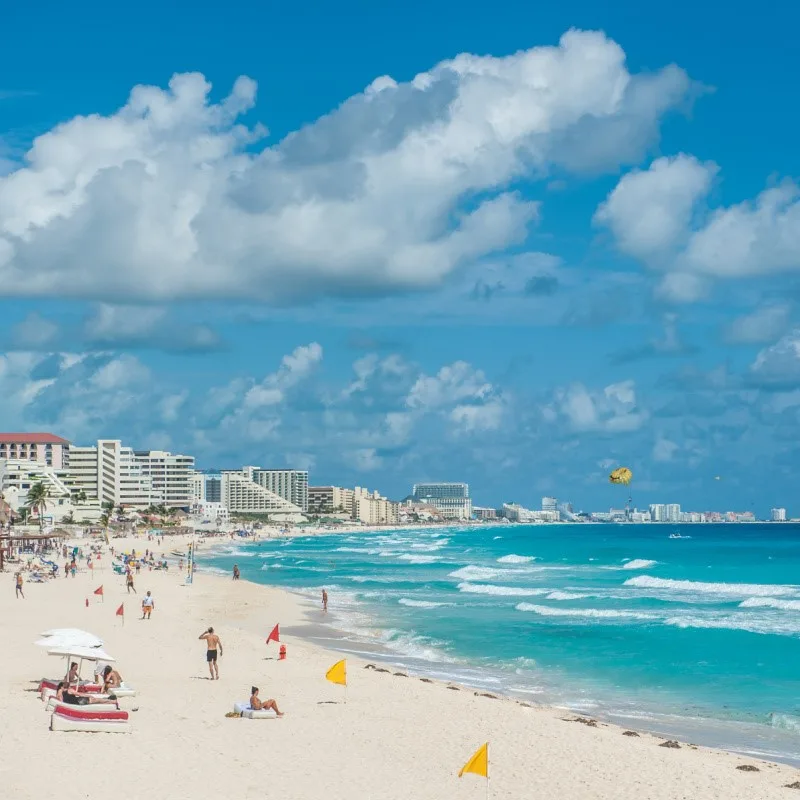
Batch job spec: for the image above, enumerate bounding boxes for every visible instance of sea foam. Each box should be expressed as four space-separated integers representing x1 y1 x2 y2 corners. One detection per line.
398 598 447 609
497 554 536 564
449 565 504 581
739 597 800 611
516 603 653 620
622 559 658 570
624 575 800 598
397 554 440 564
545 591 587 601
457 582 550 597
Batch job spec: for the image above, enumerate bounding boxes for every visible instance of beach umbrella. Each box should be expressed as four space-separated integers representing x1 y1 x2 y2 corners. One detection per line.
36 629 103 649
47 645 115 662
46 645 115 688
40 628 103 645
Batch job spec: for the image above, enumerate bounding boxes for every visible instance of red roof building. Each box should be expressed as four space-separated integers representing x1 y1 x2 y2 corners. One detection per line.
0 433 70 445
0 434 70 469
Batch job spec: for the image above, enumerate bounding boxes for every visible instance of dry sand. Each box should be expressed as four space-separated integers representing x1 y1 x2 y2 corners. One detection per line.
1 533 798 800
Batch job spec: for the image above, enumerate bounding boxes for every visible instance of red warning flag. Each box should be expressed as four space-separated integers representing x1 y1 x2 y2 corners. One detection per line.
266 623 280 644
116 603 124 617
93 585 103 596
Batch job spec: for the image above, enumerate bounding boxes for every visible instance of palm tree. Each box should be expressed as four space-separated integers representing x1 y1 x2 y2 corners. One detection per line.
26 482 51 533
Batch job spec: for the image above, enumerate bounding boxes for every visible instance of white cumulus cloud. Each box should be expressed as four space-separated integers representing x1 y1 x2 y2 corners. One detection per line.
0 30 691 305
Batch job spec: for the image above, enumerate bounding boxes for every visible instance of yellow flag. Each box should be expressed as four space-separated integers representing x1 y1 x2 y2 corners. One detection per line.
326 659 347 686
458 742 488 779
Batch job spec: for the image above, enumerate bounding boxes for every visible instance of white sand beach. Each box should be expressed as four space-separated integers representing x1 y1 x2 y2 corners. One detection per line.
1 532 797 800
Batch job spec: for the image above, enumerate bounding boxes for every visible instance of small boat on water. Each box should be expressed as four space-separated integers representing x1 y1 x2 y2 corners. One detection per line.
668 532 692 539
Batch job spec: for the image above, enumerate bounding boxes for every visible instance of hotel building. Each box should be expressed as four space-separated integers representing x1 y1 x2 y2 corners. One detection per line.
411 482 472 520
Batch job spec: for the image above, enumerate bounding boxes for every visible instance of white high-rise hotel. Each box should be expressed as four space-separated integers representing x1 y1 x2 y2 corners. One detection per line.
67 440 195 508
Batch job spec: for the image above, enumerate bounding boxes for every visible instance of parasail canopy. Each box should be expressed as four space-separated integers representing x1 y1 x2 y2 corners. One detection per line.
609 467 633 486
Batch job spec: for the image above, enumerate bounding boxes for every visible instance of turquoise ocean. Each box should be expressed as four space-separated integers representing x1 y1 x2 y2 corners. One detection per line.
203 523 800 763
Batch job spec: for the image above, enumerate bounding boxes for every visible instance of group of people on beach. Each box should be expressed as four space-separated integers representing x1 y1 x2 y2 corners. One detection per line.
55 662 124 707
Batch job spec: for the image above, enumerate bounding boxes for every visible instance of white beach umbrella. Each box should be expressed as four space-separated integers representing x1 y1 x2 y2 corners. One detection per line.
45 645 115 689
47 645 115 662
39 628 103 646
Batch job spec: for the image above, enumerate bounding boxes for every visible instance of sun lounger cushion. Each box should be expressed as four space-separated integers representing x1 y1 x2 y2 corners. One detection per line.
242 708 278 719
50 712 131 733
46 698 118 713
54 704 129 721
233 701 251 714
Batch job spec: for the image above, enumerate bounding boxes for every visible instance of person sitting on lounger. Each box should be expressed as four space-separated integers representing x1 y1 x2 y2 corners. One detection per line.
101 665 123 692
249 686 284 716
65 662 80 685
55 682 116 707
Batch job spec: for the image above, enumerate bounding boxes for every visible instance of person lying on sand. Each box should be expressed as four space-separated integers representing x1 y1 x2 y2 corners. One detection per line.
55 682 117 707
249 686 284 716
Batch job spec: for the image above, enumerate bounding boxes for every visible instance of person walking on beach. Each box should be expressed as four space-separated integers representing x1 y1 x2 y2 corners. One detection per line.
322 588 328 612
232 564 240 581
126 571 136 594
199 627 223 679
15 573 24 599
141 590 155 619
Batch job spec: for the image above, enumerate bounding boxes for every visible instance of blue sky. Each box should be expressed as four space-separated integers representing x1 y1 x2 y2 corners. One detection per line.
1 0 799 513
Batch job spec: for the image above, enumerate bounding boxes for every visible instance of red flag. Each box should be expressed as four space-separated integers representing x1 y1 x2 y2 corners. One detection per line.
94 585 103 596
116 603 124 616
266 623 280 644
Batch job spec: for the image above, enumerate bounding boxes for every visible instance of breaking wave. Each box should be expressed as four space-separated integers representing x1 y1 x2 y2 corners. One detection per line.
457 582 550 597
624 575 800 598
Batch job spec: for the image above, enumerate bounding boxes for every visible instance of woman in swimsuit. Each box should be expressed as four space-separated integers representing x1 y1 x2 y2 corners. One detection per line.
249 686 283 716
55 682 114 706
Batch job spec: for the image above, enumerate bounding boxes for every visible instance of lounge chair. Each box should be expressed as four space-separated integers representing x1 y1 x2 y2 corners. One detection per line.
50 705 132 733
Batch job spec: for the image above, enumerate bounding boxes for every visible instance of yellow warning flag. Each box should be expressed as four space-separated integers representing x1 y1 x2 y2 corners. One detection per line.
458 742 489 779
325 659 347 686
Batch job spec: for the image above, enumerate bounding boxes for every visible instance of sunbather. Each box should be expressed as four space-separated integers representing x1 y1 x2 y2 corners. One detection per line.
101 665 123 692
55 682 117 707
249 686 283 716
65 662 80 685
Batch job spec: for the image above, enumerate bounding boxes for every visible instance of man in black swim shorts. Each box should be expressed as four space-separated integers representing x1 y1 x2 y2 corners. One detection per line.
199 627 223 680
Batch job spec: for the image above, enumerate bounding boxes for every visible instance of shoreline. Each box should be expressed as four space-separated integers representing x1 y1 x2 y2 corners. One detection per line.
3 531 798 799
195 532 800 770
221 571 800 770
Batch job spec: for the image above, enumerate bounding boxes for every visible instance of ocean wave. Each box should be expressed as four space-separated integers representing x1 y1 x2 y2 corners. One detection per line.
349 575 402 584
449 565 504 581
398 598 448 609
545 591 587 601
497 554 536 564
739 597 800 611
397 554 441 564
457 582 550 597
769 712 800 733
516 603 653 620
622 559 658 570
260 564 284 570
335 547 381 554
624 575 800 598
664 614 800 636
411 539 450 551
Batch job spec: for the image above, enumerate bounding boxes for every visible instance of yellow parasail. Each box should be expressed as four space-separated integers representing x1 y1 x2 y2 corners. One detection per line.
609 467 633 486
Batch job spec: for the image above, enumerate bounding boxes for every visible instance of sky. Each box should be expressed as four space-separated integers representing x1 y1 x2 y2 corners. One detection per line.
1 0 799 513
